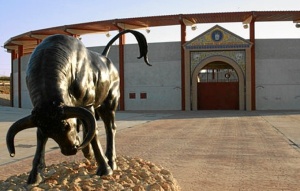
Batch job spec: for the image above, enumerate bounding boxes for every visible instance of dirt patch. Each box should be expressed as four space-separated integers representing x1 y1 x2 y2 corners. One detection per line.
0 80 10 106
0 85 10 94
0 94 10 106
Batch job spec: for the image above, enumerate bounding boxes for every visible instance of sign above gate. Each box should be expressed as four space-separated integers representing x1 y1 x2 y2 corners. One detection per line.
184 25 252 50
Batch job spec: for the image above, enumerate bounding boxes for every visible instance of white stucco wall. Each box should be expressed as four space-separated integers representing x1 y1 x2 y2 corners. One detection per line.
90 42 182 110
12 55 33 108
20 55 33 108
256 39 300 110
13 39 300 110
12 59 18 107
124 42 181 110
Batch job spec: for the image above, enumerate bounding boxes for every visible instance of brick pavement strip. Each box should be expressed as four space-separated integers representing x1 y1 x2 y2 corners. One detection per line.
1 110 300 190
116 111 300 190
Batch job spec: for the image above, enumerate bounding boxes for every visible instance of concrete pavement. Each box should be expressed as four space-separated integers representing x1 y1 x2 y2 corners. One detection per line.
1 106 300 190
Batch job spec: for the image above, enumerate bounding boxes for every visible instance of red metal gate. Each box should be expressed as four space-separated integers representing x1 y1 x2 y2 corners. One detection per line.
197 82 239 110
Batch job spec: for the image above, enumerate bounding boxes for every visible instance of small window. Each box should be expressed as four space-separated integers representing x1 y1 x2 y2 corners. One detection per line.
129 93 136 99
140 92 147 99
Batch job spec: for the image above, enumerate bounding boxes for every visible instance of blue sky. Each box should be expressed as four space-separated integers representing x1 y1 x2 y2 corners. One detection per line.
1 0 299 76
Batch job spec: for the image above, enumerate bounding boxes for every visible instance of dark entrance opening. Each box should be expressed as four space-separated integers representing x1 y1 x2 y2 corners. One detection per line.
197 61 239 110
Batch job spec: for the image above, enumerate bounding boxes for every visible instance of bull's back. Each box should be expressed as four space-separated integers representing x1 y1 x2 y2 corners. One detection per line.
26 35 88 106
26 34 114 109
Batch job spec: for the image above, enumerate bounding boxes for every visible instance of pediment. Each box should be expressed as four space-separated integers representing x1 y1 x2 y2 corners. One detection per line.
184 25 252 50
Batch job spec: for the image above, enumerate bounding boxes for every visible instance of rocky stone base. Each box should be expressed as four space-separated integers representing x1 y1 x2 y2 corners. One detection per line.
0 156 181 191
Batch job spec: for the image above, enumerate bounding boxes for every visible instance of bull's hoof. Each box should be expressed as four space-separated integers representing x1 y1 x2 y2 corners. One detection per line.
83 153 94 161
27 172 43 185
109 161 118 170
82 147 94 160
96 166 113 176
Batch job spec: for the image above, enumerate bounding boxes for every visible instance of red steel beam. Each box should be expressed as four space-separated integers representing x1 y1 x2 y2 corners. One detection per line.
17 45 23 108
180 21 186 110
250 19 256 110
118 30 125 110
10 50 16 107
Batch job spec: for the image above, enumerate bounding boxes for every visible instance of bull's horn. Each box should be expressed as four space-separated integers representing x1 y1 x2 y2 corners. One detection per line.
62 106 96 150
6 115 35 157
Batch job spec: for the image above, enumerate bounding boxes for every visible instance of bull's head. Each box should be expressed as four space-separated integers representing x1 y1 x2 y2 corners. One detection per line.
6 103 96 157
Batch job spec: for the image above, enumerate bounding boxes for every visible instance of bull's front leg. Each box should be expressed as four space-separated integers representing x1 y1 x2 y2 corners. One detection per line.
91 130 113 176
79 119 94 160
99 110 117 170
27 129 48 184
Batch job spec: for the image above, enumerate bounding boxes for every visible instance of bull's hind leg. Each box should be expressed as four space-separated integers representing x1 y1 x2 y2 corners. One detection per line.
97 94 118 170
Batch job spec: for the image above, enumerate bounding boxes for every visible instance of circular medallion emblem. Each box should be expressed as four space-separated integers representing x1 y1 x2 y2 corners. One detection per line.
211 30 223 42
225 73 231 79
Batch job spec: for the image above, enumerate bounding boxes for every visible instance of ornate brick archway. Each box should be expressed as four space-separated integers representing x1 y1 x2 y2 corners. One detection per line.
183 25 253 111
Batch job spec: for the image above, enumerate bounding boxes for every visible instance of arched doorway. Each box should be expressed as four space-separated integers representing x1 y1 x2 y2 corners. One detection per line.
191 56 245 110
197 61 239 110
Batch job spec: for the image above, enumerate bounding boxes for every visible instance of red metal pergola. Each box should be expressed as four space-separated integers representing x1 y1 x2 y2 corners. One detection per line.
4 11 300 110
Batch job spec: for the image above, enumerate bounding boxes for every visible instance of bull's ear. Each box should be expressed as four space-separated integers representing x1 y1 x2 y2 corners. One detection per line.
6 115 36 157
62 106 96 150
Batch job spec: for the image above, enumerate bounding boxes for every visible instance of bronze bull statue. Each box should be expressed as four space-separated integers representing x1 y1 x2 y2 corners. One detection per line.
6 30 150 184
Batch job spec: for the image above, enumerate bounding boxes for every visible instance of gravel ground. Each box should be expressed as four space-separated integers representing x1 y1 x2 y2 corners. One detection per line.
0 156 180 191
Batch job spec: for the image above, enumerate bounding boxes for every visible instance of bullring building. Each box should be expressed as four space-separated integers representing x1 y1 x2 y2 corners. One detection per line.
3 11 300 110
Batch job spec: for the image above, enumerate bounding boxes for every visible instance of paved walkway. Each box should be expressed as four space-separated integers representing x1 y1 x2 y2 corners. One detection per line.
1 106 300 190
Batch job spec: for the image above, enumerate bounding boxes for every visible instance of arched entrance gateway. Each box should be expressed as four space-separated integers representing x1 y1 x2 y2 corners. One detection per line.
195 59 242 110
197 61 239 110
184 25 253 110
191 55 246 110
197 64 239 110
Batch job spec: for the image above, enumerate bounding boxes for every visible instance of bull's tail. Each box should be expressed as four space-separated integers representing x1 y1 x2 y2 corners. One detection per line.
101 30 151 66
